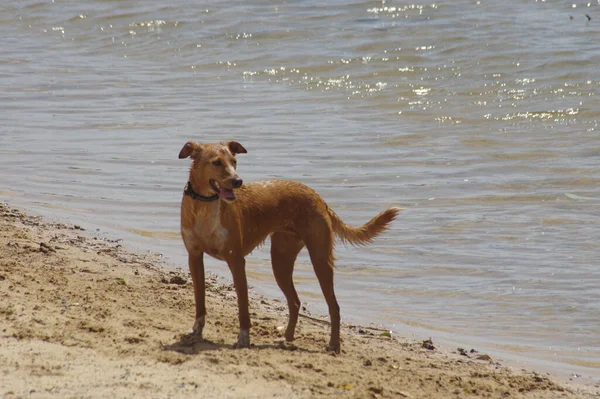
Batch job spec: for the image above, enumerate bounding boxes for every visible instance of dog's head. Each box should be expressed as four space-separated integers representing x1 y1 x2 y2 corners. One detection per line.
179 141 247 202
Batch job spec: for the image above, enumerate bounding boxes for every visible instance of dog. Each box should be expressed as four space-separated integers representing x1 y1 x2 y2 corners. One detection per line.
178 140 399 353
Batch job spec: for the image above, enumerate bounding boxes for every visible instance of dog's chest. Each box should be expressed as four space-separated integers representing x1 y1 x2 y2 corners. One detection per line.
182 212 228 260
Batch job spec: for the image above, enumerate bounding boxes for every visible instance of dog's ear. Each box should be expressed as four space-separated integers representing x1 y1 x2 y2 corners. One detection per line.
178 141 202 159
228 141 247 155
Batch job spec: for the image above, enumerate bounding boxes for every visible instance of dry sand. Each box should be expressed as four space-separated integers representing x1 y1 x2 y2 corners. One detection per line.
1 203 598 399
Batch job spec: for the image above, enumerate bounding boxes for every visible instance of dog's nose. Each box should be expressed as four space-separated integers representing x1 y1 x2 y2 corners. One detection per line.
231 178 243 188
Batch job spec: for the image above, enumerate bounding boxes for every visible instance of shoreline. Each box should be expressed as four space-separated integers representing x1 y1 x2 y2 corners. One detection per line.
14 200 600 387
1 202 598 398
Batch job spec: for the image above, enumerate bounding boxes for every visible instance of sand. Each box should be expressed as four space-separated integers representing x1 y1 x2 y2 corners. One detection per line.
0 203 598 399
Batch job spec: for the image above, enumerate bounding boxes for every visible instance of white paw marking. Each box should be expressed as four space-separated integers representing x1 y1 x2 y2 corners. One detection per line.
236 329 250 348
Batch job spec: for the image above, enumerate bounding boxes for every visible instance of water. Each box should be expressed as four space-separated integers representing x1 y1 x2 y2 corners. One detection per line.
1 0 599 379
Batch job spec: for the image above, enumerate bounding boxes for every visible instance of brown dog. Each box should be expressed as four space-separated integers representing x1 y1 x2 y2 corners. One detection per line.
179 140 399 353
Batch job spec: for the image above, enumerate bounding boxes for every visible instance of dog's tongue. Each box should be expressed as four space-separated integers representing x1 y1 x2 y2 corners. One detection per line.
220 188 236 200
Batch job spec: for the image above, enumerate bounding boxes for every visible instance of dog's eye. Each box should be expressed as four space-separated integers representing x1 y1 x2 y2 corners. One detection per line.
212 160 222 166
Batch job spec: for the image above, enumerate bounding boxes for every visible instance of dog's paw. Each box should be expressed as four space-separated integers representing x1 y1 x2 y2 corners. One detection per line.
192 316 205 335
233 329 250 349
326 342 340 354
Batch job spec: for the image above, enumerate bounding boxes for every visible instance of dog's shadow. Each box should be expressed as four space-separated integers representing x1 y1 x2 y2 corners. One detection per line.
162 332 321 355
161 333 228 355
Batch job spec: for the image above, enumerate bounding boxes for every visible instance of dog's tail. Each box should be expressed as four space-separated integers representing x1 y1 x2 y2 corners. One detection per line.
327 206 401 246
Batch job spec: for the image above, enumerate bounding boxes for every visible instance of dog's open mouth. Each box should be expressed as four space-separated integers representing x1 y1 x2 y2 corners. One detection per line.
210 179 236 201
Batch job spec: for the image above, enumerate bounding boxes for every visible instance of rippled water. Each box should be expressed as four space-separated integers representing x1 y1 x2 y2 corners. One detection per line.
1 0 599 378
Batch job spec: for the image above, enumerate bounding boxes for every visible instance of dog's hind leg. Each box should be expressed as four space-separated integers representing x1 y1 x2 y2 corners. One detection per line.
270 232 305 342
304 227 340 354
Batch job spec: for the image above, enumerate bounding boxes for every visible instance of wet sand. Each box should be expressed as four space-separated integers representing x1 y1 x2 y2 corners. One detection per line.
0 203 598 399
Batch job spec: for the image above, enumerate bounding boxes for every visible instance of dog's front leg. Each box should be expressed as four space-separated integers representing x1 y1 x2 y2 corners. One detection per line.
227 256 251 349
188 251 206 340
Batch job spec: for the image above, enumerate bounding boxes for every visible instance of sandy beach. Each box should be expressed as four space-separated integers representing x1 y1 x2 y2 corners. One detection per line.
0 202 597 399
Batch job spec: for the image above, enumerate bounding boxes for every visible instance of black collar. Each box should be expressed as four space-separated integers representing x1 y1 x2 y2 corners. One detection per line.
184 181 219 202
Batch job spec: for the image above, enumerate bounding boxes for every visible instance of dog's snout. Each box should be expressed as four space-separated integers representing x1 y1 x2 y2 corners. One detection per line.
231 178 243 188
